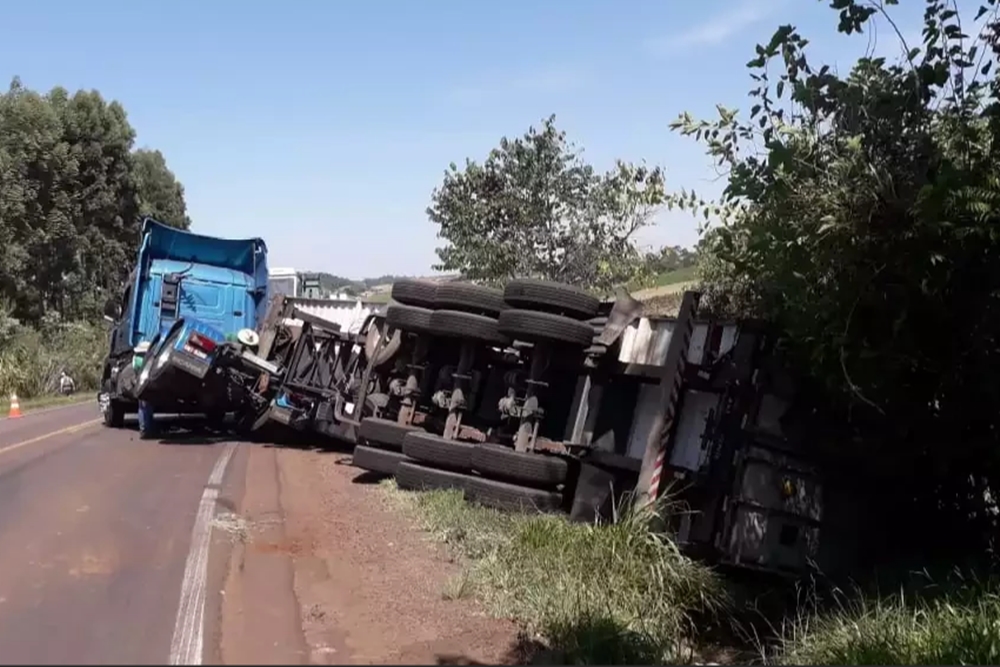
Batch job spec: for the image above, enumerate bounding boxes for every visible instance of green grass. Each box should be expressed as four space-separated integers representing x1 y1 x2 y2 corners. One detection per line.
628 266 700 303
772 578 1000 665
380 481 727 664
365 291 392 304
381 479 1000 666
0 392 90 415
650 266 698 288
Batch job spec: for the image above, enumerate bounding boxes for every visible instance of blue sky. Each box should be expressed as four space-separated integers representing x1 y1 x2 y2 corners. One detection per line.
1 0 938 278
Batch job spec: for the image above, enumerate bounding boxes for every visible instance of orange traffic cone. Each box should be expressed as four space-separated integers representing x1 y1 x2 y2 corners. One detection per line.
8 393 21 419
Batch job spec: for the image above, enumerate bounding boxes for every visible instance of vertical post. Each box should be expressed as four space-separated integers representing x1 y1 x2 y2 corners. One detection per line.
564 374 592 444
256 293 288 360
635 290 701 509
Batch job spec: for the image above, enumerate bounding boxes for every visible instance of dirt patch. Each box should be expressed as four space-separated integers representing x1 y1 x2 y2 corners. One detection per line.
218 446 310 665
273 447 522 665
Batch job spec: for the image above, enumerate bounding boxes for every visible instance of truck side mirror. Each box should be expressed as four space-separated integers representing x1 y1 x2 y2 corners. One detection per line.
103 298 121 320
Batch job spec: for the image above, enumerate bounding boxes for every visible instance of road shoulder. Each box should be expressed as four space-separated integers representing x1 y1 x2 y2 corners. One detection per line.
273 445 521 665
218 444 309 664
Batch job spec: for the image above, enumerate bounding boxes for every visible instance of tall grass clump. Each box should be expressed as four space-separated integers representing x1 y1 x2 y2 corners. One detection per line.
773 576 1000 665
382 481 726 664
0 306 106 398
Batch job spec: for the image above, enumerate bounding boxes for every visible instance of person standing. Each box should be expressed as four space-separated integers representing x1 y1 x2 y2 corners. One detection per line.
132 341 157 440
137 399 156 439
58 371 75 395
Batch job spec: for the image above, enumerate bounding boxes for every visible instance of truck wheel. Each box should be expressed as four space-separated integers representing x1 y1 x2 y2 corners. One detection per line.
433 282 506 317
497 309 596 347
502 279 600 320
390 279 438 309
402 431 475 472
103 399 126 428
116 364 139 398
470 444 571 489
395 461 475 494
358 417 420 451
427 310 509 347
465 474 564 513
385 304 434 336
352 445 410 476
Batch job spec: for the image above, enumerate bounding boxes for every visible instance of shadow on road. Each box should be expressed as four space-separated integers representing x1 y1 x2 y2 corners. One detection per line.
157 432 232 446
349 470 388 485
256 424 356 455
131 414 235 446
436 633 550 665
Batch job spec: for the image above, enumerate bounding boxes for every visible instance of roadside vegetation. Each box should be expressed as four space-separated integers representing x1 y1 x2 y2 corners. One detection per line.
774 577 1000 665
381 482 728 665
410 0 1000 664
0 306 106 399
0 78 189 400
385 481 1000 666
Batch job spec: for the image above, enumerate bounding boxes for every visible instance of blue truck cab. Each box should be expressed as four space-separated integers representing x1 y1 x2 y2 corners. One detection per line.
98 217 269 428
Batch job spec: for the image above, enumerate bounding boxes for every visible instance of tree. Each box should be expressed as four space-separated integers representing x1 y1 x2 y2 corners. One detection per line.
134 148 191 230
670 0 1000 565
427 115 665 293
642 244 698 278
0 77 190 323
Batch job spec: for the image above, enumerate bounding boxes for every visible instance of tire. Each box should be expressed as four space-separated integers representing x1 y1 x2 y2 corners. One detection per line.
503 279 600 319
116 365 138 398
498 309 595 347
386 303 434 335
434 282 506 316
471 444 570 488
353 445 410 475
402 431 475 472
358 417 420 451
396 461 476 494
391 279 438 308
103 399 126 428
466 475 564 513
427 310 509 346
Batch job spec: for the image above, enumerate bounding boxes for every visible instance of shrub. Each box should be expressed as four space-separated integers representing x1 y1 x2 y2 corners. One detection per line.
774 577 1000 665
0 308 106 398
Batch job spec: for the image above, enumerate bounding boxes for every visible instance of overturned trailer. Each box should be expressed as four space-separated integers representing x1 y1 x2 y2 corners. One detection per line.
581 292 822 575
345 280 823 578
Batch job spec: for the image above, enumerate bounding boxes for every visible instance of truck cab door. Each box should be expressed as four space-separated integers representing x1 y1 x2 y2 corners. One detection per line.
106 282 135 358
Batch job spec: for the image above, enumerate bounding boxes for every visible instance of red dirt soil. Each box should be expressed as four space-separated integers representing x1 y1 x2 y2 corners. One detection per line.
270 445 523 665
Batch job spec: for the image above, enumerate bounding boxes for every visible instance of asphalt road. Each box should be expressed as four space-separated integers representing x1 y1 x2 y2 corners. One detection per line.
0 401 245 665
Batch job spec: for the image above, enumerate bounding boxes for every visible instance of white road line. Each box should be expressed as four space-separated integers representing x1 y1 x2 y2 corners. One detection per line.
169 443 237 665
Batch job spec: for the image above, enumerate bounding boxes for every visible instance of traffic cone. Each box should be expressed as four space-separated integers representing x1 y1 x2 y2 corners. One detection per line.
8 393 21 418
